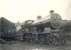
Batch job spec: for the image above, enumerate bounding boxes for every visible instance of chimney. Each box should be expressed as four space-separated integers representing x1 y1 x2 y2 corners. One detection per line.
37 16 42 20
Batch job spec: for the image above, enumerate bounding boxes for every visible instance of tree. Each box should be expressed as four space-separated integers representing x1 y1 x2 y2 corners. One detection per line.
60 21 71 33
60 21 71 41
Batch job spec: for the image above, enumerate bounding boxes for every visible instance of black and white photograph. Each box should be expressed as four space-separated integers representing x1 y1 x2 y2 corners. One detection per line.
0 0 71 50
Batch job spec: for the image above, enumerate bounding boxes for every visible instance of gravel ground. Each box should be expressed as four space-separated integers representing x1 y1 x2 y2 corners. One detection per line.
0 41 70 50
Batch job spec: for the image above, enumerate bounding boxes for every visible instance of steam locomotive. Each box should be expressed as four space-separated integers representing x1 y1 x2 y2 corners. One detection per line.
22 19 65 46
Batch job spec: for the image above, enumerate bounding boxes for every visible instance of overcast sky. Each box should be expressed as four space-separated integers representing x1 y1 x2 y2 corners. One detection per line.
0 0 70 23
